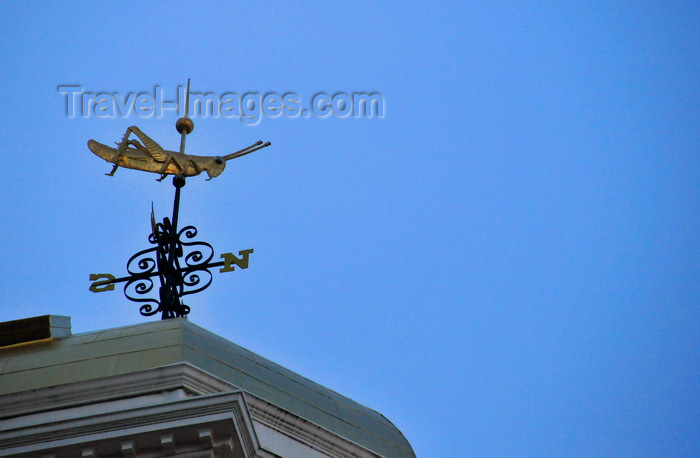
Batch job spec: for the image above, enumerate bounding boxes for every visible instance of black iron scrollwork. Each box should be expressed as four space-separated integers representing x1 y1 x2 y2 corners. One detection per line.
89 175 253 320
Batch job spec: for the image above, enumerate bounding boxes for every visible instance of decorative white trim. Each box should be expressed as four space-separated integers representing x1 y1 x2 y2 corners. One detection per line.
0 391 260 457
247 395 380 458
0 362 389 457
0 362 235 420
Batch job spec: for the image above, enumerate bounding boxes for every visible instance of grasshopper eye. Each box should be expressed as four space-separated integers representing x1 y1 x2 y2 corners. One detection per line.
215 156 223 164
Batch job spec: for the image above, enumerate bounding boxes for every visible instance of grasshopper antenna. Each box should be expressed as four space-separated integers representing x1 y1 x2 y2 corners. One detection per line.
175 78 194 155
222 141 272 162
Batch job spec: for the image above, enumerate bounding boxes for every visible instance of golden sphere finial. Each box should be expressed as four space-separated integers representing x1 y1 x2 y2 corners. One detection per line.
176 117 194 135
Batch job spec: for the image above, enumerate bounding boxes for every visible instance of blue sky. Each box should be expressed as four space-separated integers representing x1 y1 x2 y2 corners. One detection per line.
1 2 699 456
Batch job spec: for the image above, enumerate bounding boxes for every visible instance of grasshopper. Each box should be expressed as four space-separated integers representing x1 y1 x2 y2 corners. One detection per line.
88 125 270 181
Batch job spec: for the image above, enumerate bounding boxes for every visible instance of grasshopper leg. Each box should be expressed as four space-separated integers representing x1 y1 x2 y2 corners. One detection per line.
106 164 119 176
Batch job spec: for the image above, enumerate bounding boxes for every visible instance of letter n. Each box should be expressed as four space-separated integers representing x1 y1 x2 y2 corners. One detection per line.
220 249 254 272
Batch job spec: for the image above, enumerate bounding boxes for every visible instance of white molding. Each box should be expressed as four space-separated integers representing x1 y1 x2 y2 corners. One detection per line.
0 362 382 457
0 391 260 457
247 395 379 458
0 362 234 420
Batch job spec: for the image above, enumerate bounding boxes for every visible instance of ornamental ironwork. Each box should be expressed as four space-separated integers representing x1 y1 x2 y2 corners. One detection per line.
88 80 269 320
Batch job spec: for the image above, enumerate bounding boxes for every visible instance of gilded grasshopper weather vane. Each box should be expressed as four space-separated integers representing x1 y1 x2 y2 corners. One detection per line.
89 80 270 319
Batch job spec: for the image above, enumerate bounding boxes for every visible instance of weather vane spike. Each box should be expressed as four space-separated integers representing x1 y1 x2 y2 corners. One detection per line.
88 80 269 320
177 78 192 155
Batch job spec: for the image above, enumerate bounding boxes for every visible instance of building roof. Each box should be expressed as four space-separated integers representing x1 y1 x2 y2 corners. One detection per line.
0 317 415 458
